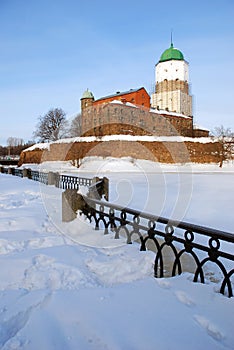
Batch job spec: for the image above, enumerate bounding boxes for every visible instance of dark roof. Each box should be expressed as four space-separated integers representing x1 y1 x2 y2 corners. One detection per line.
95 87 147 102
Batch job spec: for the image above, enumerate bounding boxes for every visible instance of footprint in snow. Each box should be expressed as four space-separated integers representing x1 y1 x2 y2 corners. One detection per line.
156 279 171 289
175 290 195 306
194 315 224 341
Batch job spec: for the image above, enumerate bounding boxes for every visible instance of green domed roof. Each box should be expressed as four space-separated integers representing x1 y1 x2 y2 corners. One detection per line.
81 89 94 99
159 43 184 62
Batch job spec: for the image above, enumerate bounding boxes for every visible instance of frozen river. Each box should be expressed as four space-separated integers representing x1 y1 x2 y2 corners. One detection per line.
68 170 234 233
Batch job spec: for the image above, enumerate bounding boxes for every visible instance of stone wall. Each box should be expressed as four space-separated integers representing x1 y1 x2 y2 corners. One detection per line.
19 138 221 166
82 103 193 137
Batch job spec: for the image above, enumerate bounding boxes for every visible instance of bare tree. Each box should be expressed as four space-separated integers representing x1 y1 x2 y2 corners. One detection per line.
7 137 24 156
69 113 82 137
212 125 234 167
33 108 68 142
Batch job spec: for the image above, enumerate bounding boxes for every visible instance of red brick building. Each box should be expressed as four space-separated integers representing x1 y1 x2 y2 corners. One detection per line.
81 87 150 112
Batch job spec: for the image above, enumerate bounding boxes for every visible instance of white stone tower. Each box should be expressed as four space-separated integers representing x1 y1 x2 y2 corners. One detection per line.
151 41 192 116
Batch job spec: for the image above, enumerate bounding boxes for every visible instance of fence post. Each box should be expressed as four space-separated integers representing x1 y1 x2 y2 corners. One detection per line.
62 189 88 222
27 168 32 179
54 172 60 188
103 176 109 201
88 177 109 201
8 167 13 175
22 168 30 178
48 171 57 186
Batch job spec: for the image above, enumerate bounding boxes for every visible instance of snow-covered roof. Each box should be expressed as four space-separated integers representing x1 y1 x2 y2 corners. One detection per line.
109 100 137 108
107 100 191 119
150 108 191 119
193 124 210 131
95 87 147 102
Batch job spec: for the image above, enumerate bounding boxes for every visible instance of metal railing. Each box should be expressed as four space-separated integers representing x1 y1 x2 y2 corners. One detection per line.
30 170 49 185
56 174 92 190
78 195 234 297
13 168 23 177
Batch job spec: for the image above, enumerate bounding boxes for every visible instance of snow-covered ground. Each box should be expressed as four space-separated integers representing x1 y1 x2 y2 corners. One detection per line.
0 158 234 349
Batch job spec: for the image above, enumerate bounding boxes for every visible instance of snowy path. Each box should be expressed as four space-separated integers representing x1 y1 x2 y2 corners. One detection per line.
0 171 233 349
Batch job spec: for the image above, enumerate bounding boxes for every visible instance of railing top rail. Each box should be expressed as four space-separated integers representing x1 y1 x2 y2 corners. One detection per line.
83 195 234 243
60 174 92 181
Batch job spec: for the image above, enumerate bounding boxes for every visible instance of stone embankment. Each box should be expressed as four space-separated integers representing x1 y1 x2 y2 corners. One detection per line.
18 136 221 166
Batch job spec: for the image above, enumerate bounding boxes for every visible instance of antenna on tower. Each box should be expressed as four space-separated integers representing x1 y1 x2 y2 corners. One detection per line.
171 29 173 47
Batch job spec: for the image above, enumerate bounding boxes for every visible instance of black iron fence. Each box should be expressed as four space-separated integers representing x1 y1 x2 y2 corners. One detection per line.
30 170 48 184
56 174 92 190
0 166 93 189
76 194 234 297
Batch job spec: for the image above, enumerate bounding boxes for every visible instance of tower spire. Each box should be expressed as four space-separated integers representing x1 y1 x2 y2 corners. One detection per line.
170 29 173 47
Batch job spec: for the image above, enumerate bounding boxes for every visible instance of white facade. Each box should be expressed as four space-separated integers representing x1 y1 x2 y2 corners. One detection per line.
155 60 189 84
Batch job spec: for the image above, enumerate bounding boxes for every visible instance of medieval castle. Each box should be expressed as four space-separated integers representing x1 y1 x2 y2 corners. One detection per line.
20 41 222 166
80 41 209 138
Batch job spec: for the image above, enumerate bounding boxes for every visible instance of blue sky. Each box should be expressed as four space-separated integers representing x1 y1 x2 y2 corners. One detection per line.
0 0 234 145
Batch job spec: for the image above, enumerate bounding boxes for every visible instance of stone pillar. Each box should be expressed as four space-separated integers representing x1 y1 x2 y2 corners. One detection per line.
103 177 109 201
48 171 57 186
27 168 32 179
8 167 13 175
22 168 29 178
62 189 79 222
62 189 91 222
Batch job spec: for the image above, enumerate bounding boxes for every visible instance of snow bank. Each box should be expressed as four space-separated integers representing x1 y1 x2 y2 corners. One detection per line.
0 167 234 349
19 157 234 174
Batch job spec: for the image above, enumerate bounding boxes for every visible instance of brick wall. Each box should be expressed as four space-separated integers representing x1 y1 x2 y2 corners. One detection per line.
93 87 150 108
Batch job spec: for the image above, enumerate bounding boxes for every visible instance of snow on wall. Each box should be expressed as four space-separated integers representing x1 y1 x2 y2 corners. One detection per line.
49 135 216 145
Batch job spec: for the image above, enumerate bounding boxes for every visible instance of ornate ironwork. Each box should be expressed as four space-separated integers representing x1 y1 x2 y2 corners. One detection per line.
55 174 92 190
13 168 23 177
79 195 234 297
30 170 48 185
